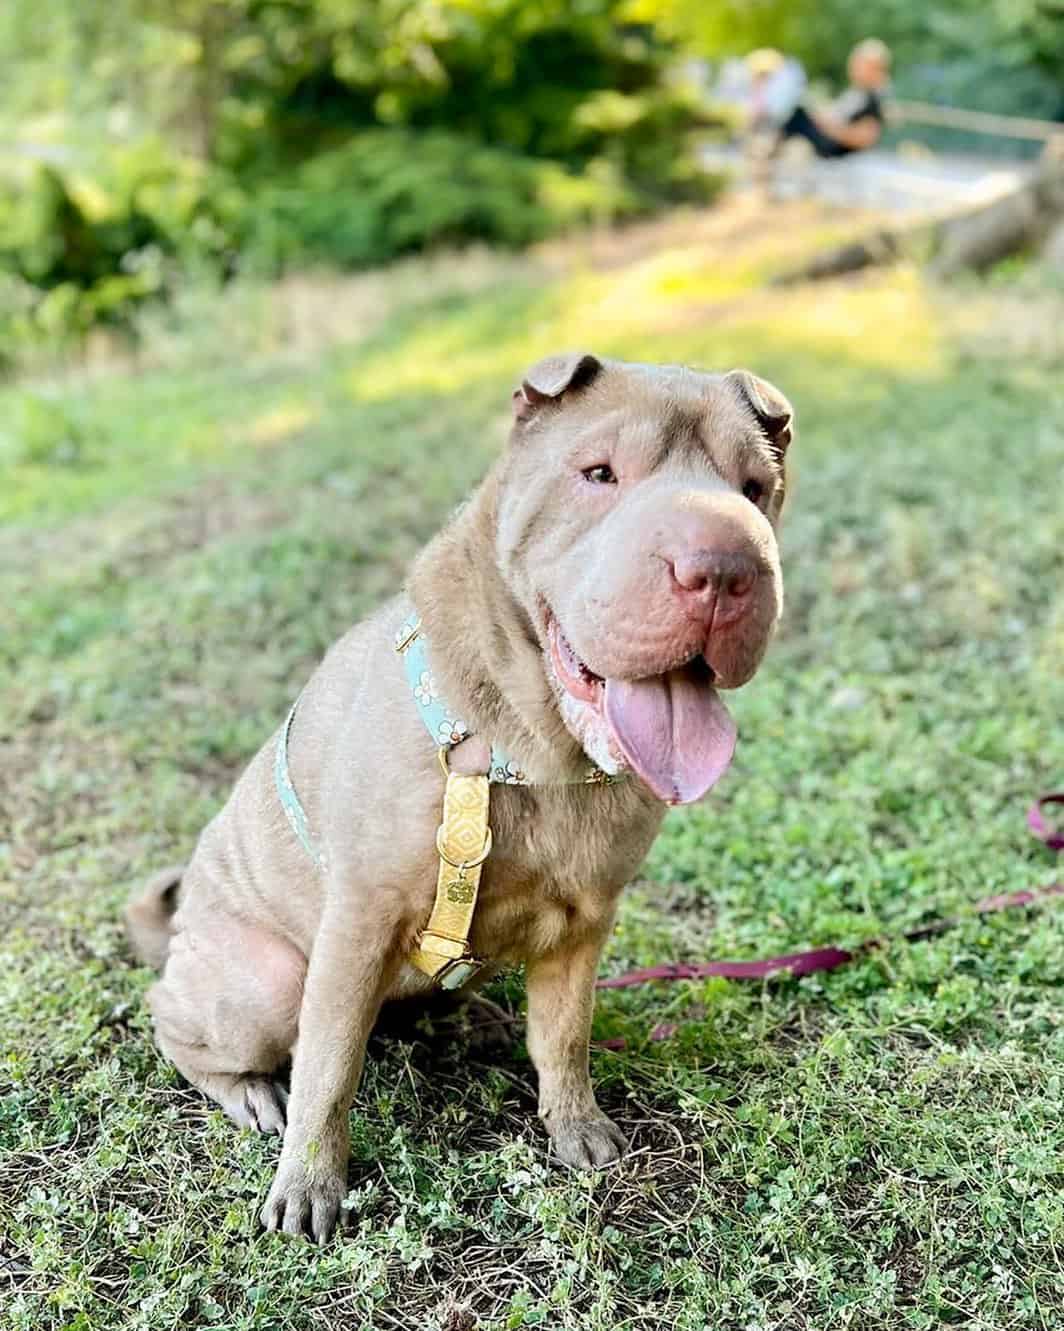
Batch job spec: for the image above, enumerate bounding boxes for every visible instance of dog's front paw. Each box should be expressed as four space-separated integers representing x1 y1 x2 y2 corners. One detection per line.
260 1152 347 1243
546 1113 627 1169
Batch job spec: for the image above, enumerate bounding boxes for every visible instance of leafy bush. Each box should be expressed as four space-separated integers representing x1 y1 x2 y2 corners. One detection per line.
0 3 735 358
0 141 231 357
238 129 649 272
571 86 728 204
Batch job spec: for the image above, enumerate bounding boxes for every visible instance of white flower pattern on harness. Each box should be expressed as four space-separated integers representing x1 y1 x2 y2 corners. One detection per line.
437 717 470 746
397 609 614 784
414 671 438 706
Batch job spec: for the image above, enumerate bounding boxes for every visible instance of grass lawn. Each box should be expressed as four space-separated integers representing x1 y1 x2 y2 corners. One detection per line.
2 199 1063 1330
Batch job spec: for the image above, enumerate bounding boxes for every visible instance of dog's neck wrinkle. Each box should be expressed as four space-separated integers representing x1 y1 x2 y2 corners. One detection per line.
409 478 586 777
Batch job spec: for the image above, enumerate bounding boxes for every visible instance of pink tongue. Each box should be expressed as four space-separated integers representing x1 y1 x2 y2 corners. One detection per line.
604 665 737 805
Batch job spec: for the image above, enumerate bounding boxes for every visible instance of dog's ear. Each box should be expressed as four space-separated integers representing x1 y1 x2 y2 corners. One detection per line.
512 352 602 422
726 369 793 454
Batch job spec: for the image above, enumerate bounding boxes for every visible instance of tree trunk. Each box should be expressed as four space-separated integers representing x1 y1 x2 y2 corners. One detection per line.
771 146 1064 285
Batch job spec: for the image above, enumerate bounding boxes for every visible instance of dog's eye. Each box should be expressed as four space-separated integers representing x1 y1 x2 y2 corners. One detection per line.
582 464 617 485
742 478 765 507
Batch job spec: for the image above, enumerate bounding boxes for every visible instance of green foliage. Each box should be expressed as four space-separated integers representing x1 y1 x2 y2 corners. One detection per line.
236 124 727 272
0 140 235 358
239 130 631 272
0 392 89 467
0 162 155 306
573 84 727 203
0 0 729 347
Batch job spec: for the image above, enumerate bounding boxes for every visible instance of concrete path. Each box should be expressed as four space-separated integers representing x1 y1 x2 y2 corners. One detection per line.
702 142 1035 215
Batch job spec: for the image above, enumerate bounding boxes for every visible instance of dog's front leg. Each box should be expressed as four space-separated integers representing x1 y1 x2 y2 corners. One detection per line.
260 897 400 1242
526 931 627 1169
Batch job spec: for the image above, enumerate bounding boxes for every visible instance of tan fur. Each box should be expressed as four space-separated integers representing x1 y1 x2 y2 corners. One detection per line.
125 353 793 1241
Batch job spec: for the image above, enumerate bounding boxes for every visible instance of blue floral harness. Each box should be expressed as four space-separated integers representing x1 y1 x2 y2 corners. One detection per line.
275 608 612 873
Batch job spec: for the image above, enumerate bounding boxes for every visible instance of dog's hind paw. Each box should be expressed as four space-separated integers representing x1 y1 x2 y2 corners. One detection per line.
222 1077 287 1136
243 1079 287 1136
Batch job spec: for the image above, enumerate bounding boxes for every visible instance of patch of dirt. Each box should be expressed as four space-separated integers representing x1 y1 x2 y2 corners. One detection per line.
539 195 873 275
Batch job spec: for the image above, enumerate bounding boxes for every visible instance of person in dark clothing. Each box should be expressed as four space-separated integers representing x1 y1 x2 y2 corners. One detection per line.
779 39 891 158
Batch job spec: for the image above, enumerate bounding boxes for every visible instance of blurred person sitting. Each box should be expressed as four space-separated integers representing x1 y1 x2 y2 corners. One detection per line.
738 48 805 186
744 48 806 136
777 39 891 158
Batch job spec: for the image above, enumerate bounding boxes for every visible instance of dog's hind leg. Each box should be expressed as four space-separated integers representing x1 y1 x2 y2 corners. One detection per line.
147 900 306 1136
154 1048 290 1135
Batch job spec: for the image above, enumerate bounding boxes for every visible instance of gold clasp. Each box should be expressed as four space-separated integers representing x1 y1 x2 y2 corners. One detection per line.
434 823 493 870
395 623 421 655
410 743 491 990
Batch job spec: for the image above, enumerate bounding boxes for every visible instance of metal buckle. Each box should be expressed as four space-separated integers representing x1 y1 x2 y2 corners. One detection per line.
435 824 493 870
436 956 484 991
395 623 421 655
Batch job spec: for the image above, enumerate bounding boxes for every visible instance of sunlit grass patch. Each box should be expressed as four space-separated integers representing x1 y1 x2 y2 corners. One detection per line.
242 401 318 447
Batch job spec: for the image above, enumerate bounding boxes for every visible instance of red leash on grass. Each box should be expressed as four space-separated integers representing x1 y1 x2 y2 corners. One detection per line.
595 795 1063 1021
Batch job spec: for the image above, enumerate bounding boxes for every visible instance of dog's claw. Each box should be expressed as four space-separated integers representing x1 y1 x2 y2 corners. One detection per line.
260 1157 346 1243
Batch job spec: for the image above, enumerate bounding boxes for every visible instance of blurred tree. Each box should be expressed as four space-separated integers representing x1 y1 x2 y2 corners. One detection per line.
0 0 728 345
0 1 686 166
3 0 1059 150
997 0 1064 88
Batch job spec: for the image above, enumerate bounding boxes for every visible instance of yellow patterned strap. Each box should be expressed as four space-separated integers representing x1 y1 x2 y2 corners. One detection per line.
409 761 492 990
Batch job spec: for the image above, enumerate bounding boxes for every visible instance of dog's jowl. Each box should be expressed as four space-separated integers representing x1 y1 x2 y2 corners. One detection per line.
126 353 794 1242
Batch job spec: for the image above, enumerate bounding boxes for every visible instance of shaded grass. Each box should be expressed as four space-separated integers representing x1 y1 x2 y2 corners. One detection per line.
2 199 1063 1330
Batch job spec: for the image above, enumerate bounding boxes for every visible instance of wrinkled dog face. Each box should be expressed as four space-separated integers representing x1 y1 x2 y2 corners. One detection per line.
496 352 793 805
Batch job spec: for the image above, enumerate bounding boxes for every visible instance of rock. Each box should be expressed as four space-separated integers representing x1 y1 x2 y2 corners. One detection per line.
1043 220 1064 272
773 149 1064 285
930 187 1041 277
829 685 867 711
